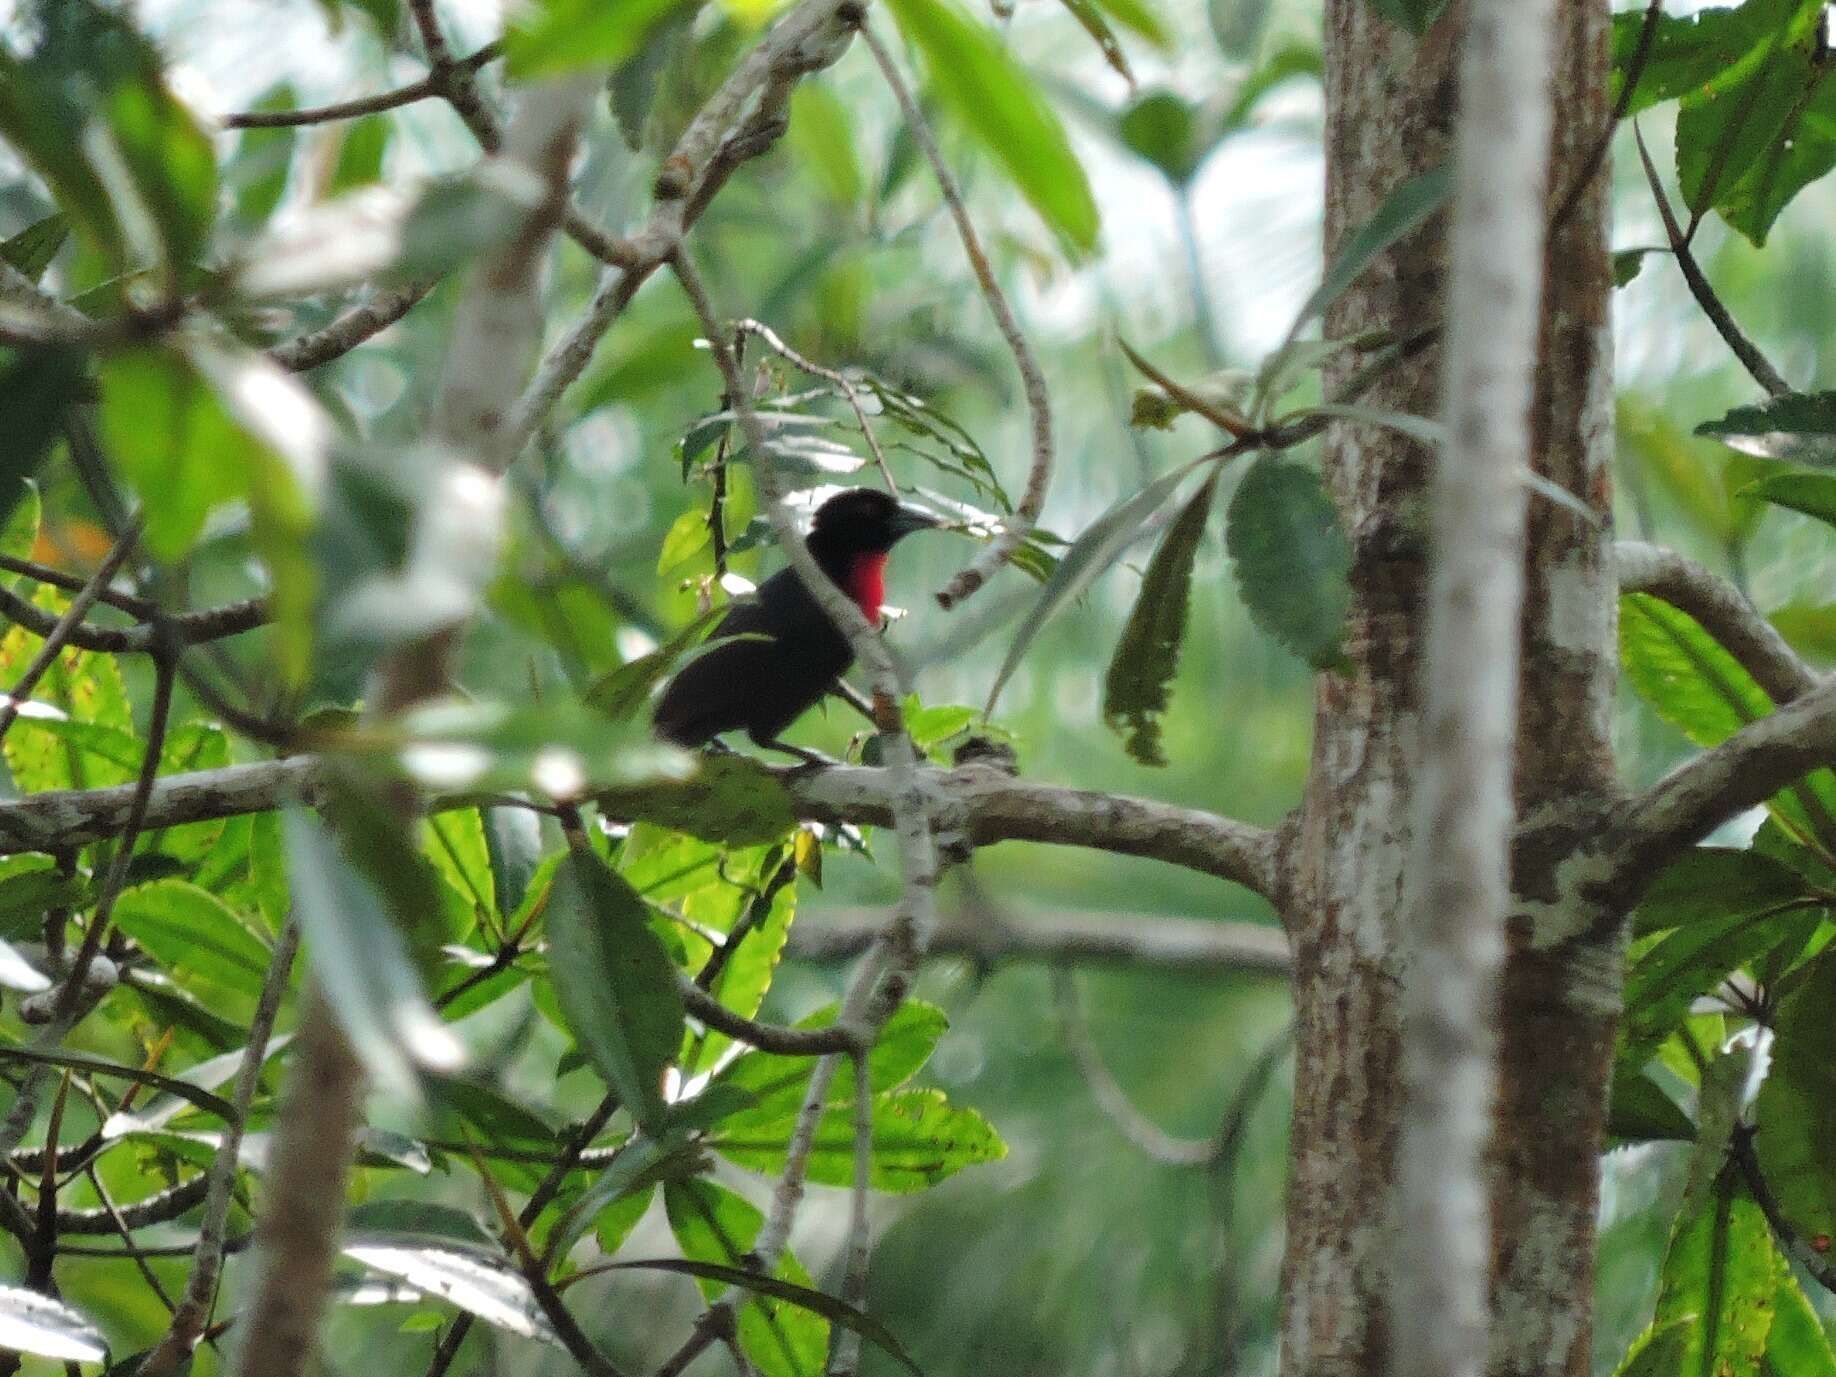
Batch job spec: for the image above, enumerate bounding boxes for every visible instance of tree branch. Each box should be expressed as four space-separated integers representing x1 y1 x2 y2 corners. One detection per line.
1615 540 1818 704
220 43 503 128
0 757 1281 894
1603 674 1836 901
269 280 438 373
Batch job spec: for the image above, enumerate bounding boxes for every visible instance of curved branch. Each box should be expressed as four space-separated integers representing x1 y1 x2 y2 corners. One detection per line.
1615 540 1818 703
269 280 438 373
1603 674 1836 901
220 44 503 128
0 756 1281 895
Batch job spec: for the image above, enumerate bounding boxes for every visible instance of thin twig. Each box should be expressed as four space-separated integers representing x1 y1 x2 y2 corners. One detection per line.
1633 122 1790 397
733 319 898 491
0 521 143 744
0 555 158 619
678 977 859 1056
269 280 438 373
221 44 504 128
139 920 300 1377
857 20 1053 610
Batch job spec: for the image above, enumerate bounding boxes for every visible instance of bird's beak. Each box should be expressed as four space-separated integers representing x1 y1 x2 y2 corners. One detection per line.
887 503 942 539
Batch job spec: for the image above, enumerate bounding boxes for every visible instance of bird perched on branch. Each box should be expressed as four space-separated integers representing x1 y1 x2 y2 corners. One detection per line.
652 487 940 758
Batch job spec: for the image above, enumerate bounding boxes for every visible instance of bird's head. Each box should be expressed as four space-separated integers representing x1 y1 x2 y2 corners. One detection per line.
808 487 941 553
805 487 940 620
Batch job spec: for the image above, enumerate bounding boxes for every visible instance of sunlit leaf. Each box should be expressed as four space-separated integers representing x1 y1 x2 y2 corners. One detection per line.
1697 391 1836 466
713 1087 1006 1192
1754 949 1836 1247
0 1284 106 1363
1650 1170 1778 1377
342 1237 559 1344
505 0 694 77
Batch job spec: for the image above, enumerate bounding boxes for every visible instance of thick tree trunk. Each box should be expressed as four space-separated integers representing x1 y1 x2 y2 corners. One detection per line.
1278 3 1615 1375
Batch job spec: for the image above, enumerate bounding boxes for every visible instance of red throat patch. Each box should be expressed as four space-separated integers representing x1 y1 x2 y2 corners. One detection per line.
842 551 889 623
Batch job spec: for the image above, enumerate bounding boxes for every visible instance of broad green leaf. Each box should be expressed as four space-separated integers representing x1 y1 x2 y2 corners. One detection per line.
425 809 496 935
663 1179 829 1377
713 1087 1006 1192
0 53 123 262
1365 0 1451 35
1611 0 1819 116
710 1000 948 1132
0 865 92 941
0 589 136 793
0 214 69 281
1634 847 1813 937
595 1183 656 1255
505 0 693 77
1771 601 1836 663
347 1201 495 1249
1118 90 1203 185
341 1236 559 1344
547 1136 692 1261
0 1285 106 1363
1765 1266 1836 1376
286 810 466 1101
1621 592 1836 843
111 880 278 1017
545 844 685 1133
1210 0 1271 56
1698 392 1836 466
884 0 1100 254
1226 455 1353 670
1104 471 1219 765
1741 470 1836 527
988 459 1209 713
1754 949 1836 1246
1651 1171 1779 1377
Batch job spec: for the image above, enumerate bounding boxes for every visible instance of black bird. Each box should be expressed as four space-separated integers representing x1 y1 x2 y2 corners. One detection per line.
652 488 940 757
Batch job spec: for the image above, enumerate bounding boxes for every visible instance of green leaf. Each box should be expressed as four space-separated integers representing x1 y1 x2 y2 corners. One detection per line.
987 458 1209 713
545 843 685 1133
227 87 297 226
505 0 693 77
0 347 85 527
1118 90 1203 185
0 588 136 792
546 1136 693 1261
1103 471 1218 765
347 1200 495 1249
884 0 1100 254
1651 1170 1779 1377
1059 0 1140 84
663 1179 830 1377
104 44 219 268
425 809 496 936
330 114 389 193
1210 0 1271 56
1634 847 1813 938
713 1087 1006 1192
0 1046 236 1121
1609 1318 1696 1377
1092 0 1169 47
1620 591 1836 844
1226 455 1353 670
683 871 796 1074
1741 470 1836 527
1754 949 1836 1247
286 810 465 1102
0 1284 107 1363
1364 0 1451 35
0 53 123 262
1611 0 1816 117
1698 391 1836 466
1765 1267 1836 1377
0 214 69 281
110 880 279 1018
710 1001 948 1132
